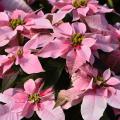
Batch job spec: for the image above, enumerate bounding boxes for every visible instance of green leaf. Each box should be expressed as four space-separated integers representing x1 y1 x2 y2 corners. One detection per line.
107 0 114 7
2 71 19 91
15 72 45 87
40 58 66 89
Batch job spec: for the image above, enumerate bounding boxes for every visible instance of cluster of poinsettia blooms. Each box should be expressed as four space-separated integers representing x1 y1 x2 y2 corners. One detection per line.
0 0 120 120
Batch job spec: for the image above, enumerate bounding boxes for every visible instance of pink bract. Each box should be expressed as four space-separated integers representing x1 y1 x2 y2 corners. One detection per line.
0 0 120 120
50 0 113 21
58 65 120 120
0 45 44 74
0 10 53 47
0 79 65 120
39 22 96 73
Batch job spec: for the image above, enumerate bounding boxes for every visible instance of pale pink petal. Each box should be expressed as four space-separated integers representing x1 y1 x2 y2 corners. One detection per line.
77 7 89 16
66 49 86 74
81 46 92 62
40 88 53 98
94 34 119 52
87 78 94 90
57 23 73 36
19 54 44 74
96 88 108 97
24 79 36 94
72 22 86 34
89 53 95 64
72 10 79 21
87 3 98 13
96 42 118 52
58 88 82 109
107 87 116 96
54 2 72 9
103 69 111 80
108 90 120 109
71 63 97 80
0 29 17 47
3 60 14 73
98 6 113 13
26 18 53 29
36 11 44 17
0 12 9 22
107 77 120 86
61 4 73 11
3 88 23 97
13 92 28 103
85 14 108 32
24 34 54 49
82 38 96 47
34 78 44 91
39 39 70 58
0 104 22 120
15 25 24 31
0 93 12 103
72 76 92 91
11 9 27 19
55 88 82 109
21 102 34 118
36 101 65 120
81 91 107 120
0 39 9 47
0 55 9 65
52 10 68 24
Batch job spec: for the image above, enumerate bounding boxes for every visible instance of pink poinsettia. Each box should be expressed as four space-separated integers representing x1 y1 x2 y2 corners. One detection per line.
24 33 54 50
92 34 119 53
0 55 14 77
24 12 54 49
49 0 112 20
24 12 64 50
0 86 28 120
85 14 120 40
0 9 53 47
56 65 120 120
0 79 65 120
0 45 44 74
38 22 96 73
0 100 23 120
85 14 119 53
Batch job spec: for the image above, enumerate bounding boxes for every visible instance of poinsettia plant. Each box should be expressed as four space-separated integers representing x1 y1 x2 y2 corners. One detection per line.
0 0 120 120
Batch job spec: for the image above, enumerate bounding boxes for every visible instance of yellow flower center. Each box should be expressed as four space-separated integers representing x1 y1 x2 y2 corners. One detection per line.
71 33 84 46
72 0 87 8
28 93 41 103
9 19 24 29
17 48 23 57
93 76 106 87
